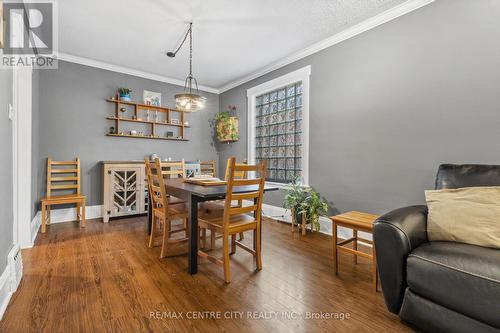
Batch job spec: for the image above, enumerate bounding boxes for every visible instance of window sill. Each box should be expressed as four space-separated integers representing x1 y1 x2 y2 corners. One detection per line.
265 181 309 190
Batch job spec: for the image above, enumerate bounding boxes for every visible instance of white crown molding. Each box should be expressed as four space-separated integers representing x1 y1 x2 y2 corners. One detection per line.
218 0 435 93
56 52 220 94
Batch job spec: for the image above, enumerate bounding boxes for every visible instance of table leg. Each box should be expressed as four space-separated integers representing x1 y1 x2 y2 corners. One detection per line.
353 230 358 264
333 222 338 275
372 244 378 292
188 194 199 275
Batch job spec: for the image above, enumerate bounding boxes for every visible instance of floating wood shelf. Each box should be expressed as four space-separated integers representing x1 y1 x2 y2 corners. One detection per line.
106 133 188 141
106 98 189 141
106 117 189 128
106 98 172 112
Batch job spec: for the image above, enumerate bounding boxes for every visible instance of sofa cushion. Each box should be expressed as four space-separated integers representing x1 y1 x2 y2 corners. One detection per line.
407 241 500 329
425 186 500 249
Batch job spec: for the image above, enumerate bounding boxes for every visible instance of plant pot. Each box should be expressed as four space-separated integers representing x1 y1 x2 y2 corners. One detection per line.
217 117 239 142
293 207 310 225
119 94 131 102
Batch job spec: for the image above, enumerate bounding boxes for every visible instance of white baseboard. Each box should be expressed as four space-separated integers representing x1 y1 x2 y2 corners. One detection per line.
30 212 41 246
38 205 103 224
258 202 373 242
28 205 103 247
0 265 12 321
0 245 23 321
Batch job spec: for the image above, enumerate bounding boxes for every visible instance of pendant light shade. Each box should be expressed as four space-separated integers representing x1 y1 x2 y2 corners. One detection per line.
175 93 206 112
168 23 206 112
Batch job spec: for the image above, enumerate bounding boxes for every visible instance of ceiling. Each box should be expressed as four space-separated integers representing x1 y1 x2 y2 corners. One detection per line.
58 0 410 91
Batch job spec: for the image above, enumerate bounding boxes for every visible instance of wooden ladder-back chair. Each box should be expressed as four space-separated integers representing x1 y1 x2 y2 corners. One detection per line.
41 158 86 233
198 157 266 283
145 158 189 258
144 158 219 257
201 158 248 249
200 160 217 177
225 158 248 241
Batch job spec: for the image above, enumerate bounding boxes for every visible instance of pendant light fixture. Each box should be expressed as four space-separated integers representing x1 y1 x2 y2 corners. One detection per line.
167 22 206 112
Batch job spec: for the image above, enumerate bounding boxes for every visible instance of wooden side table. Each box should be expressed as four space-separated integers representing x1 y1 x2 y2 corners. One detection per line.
330 211 380 291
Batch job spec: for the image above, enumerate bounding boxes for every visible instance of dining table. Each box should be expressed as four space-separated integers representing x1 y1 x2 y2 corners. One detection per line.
147 178 279 274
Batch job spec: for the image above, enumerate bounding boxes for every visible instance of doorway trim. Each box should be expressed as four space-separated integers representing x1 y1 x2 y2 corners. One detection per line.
12 66 33 249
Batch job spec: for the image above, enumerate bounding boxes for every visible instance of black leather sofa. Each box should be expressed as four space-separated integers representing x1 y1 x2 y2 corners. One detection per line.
373 164 500 333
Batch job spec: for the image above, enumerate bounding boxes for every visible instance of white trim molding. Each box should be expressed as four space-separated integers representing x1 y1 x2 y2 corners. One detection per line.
0 264 12 321
29 205 103 248
12 66 33 249
56 52 220 94
247 65 311 186
0 245 23 321
219 0 435 92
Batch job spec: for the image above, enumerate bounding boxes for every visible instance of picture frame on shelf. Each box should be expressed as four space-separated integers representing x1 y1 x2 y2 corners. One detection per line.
171 119 180 125
143 90 161 106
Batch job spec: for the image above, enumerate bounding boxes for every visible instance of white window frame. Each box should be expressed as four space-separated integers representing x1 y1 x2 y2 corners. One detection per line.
247 65 311 188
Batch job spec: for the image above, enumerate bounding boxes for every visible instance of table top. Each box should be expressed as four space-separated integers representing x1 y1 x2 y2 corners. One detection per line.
164 178 279 198
330 211 380 231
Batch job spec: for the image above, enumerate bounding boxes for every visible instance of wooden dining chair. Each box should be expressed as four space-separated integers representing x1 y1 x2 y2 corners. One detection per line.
145 158 190 258
198 157 266 283
200 160 217 177
225 158 248 241
41 158 86 233
144 158 221 257
201 158 249 249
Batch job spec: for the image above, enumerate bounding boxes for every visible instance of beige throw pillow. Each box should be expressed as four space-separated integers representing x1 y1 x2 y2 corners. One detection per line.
425 186 500 249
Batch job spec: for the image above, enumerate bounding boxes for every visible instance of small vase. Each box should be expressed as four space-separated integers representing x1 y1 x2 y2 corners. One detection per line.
119 94 131 102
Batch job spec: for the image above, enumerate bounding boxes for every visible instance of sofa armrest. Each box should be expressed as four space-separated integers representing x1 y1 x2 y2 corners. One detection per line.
373 205 428 314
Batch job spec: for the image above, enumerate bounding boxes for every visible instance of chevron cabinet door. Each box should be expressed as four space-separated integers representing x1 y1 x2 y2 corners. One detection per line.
102 163 147 222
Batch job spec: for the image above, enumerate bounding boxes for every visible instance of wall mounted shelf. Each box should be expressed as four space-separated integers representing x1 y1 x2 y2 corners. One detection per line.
106 98 189 141
105 117 190 128
106 133 189 141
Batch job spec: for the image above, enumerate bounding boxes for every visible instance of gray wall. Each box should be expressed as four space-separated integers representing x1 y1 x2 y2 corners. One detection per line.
0 68 13 272
219 0 500 215
35 61 220 208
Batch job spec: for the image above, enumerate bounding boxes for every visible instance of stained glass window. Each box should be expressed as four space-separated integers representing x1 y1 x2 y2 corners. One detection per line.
255 81 302 183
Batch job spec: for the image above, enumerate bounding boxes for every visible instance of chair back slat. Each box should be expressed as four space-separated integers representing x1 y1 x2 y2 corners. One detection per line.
231 191 260 201
200 160 216 177
229 204 258 216
222 157 266 228
160 160 186 179
224 159 247 181
46 158 81 197
144 158 170 212
231 178 261 187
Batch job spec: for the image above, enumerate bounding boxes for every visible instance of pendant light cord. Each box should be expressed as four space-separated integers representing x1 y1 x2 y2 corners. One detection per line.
168 22 201 95
189 22 193 93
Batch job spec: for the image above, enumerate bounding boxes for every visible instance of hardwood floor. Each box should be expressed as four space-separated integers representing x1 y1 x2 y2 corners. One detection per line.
0 216 414 333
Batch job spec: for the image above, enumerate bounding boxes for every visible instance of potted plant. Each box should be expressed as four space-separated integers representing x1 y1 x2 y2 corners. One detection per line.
215 105 239 142
118 87 132 101
283 177 328 232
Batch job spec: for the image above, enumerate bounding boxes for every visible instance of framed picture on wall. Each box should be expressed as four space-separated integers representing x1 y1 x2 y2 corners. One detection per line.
143 90 161 106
